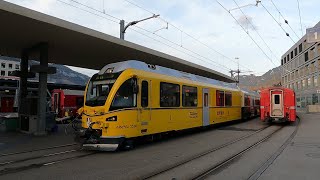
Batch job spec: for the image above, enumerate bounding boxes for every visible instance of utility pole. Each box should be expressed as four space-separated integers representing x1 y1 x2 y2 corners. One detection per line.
230 57 241 85
120 14 160 40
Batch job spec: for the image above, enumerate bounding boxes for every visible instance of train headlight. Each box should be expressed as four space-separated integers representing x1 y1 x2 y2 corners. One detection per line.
106 116 117 121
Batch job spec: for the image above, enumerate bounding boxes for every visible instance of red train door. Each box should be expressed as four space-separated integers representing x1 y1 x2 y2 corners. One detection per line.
270 90 284 117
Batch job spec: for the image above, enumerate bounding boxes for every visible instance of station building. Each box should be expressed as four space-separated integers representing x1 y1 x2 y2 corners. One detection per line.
281 22 320 108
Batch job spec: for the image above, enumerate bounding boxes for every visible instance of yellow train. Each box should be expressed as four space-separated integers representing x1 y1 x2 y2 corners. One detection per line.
76 60 260 151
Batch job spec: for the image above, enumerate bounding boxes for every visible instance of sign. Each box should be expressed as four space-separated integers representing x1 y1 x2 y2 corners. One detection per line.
306 26 320 43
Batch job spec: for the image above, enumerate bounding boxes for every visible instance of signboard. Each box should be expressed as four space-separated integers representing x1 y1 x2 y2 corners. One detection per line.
306 26 320 43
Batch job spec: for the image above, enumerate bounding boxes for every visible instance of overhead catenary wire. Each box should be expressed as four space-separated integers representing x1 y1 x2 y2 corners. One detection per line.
134 26 231 71
296 0 303 36
214 0 276 67
56 0 119 23
68 0 121 21
260 2 295 43
269 0 300 39
215 0 296 77
130 27 231 71
123 0 253 72
232 0 280 61
56 0 230 72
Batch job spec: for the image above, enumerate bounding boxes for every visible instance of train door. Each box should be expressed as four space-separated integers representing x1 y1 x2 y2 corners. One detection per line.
139 80 151 134
202 88 210 126
53 92 60 114
271 91 283 117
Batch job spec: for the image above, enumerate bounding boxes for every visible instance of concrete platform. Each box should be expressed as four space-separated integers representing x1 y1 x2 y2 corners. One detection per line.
0 124 77 155
258 113 320 180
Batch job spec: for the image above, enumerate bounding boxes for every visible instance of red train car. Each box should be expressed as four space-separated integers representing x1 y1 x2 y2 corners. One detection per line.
260 87 296 123
51 89 84 118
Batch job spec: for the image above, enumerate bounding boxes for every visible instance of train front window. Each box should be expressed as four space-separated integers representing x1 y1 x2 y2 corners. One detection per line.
110 78 137 111
85 79 116 106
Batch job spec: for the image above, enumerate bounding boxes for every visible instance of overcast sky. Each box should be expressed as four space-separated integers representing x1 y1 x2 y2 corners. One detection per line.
6 0 319 77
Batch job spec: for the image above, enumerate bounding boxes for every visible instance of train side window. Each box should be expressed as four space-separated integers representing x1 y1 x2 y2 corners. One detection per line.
182 86 197 107
275 95 280 104
225 92 232 106
255 99 260 106
216 90 225 106
141 81 148 107
245 96 250 106
160 82 180 107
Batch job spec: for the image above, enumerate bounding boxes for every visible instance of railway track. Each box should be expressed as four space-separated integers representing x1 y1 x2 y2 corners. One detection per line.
247 118 300 180
193 126 284 180
141 124 273 179
0 143 95 176
0 143 78 157
143 119 300 180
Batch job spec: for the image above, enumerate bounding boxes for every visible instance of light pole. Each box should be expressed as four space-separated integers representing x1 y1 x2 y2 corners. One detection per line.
120 14 160 40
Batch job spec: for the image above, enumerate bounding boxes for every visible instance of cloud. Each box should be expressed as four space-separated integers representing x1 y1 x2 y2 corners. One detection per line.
236 15 257 31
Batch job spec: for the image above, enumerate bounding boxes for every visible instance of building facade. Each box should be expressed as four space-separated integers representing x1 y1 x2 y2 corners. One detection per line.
281 22 320 108
0 56 20 79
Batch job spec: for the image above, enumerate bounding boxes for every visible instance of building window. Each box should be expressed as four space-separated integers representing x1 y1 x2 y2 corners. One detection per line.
1 63 5 69
284 57 287 64
216 90 225 106
160 82 180 107
1 70 5 76
305 52 309 61
291 51 294 59
225 92 232 106
141 81 148 107
182 85 197 107
8 64 12 69
302 79 305 89
313 94 319 105
15 64 20 70
301 97 306 108
315 77 318 87
299 43 302 53
295 48 298 56
8 71 13 76
287 54 290 61
281 59 283 65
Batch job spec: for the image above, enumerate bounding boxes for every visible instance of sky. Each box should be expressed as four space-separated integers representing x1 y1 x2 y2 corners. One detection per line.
5 0 320 77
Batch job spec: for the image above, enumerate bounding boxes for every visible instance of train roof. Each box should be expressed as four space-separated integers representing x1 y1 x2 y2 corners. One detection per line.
98 60 239 91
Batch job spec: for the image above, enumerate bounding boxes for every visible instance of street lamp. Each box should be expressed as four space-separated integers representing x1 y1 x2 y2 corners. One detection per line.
120 14 160 40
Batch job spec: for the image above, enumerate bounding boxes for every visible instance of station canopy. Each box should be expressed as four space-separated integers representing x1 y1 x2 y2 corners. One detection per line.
0 1 235 83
